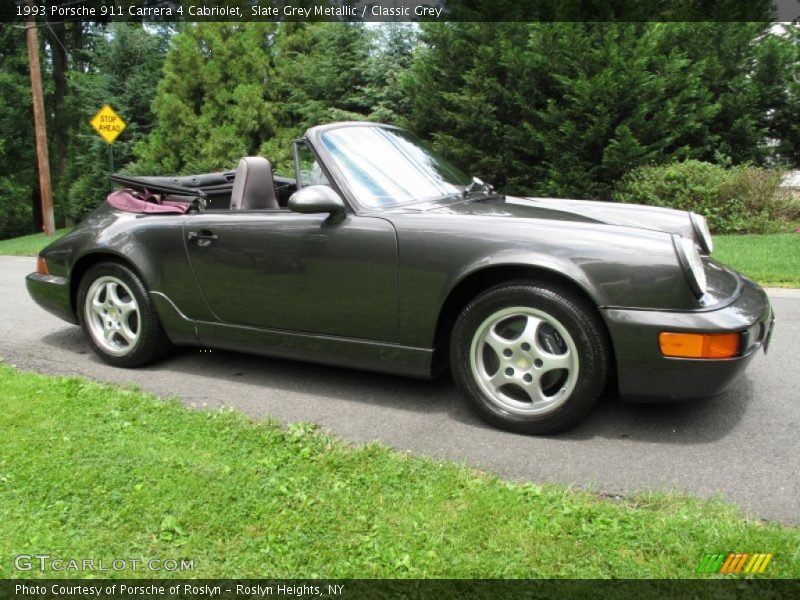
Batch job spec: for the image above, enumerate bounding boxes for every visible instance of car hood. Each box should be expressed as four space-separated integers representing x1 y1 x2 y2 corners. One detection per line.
422 195 695 239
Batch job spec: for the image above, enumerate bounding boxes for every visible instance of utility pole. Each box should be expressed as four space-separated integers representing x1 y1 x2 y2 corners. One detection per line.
25 4 55 236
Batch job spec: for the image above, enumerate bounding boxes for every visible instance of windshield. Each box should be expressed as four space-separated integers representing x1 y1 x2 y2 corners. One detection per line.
319 126 471 208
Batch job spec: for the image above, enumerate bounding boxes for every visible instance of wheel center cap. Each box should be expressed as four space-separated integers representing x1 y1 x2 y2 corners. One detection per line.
516 358 530 370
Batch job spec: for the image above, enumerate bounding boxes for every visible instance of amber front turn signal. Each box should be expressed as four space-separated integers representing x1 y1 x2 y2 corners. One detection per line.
659 332 741 359
36 255 48 275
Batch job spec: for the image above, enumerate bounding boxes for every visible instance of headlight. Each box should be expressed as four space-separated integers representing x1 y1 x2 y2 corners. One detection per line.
673 234 707 298
690 212 713 254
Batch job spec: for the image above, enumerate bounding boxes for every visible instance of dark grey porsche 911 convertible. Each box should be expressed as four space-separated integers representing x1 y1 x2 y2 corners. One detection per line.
26 122 774 434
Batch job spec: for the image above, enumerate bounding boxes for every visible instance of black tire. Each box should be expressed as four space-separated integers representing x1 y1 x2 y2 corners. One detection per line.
450 281 610 434
77 261 172 368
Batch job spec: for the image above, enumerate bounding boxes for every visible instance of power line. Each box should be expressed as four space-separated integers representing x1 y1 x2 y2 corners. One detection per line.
44 19 70 57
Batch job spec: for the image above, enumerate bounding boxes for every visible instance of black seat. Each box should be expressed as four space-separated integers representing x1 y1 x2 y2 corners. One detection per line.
229 157 278 210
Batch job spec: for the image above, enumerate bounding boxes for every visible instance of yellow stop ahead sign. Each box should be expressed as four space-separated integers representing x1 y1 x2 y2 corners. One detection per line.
90 104 126 144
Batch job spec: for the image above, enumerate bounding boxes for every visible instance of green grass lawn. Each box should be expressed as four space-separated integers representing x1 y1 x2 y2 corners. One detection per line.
0 229 69 256
0 363 798 579
714 233 800 288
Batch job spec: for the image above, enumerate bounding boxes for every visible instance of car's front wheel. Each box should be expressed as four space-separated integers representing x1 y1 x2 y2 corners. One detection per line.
77 262 171 368
450 282 610 434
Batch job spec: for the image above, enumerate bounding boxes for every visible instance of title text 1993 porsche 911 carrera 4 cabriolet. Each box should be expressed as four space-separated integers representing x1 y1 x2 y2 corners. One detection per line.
26 122 775 434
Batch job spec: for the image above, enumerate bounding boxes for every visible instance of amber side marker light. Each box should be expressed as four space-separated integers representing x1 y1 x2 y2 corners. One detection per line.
659 332 741 359
36 256 48 275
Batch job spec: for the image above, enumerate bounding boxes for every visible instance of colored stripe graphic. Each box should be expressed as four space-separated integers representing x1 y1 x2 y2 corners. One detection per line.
720 553 738 573
745 554 761 573
697 552 773 574
752 553 773 574
731 553 749 573
696 553 726 574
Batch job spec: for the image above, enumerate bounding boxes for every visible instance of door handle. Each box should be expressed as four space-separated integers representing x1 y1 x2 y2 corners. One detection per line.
188 230 218 245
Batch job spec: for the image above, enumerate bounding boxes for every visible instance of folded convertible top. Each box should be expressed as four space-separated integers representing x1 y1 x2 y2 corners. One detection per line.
110 173 207 198
107 189 194 214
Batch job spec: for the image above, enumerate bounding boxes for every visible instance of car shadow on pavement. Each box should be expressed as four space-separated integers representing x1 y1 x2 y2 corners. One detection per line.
40 325 89 354
555 378 753 444
40 326 749 445
160 345 464 415
41 326 462 417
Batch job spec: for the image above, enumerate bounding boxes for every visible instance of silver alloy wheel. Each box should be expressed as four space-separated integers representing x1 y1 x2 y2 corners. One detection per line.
469 306 579 416
84 275 141 356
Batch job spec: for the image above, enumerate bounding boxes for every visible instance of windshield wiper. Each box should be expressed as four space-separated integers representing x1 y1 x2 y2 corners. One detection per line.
463 176 494 197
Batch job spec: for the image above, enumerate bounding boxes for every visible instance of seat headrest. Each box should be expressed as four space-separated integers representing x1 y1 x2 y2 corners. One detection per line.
230 157 278 210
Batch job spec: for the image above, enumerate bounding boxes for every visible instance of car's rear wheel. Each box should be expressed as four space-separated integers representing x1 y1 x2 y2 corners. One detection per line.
78 262 171 367
450 282 609 434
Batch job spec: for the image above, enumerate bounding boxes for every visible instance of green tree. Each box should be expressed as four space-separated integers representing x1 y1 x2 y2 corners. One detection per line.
399 23 512 185
0 27 38 238
63 23 168 221
259 22 376 172
134 22 276 174
525 23 719 197
753 23 800 166
366 23 417 124
642 22 799 167
137 22 379 176
402 22 799 199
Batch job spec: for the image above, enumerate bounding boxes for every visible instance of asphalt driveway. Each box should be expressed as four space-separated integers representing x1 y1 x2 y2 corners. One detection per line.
1 255 798 523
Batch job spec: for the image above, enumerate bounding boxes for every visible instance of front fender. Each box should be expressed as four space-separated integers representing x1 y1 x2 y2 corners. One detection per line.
448 249 602 306
392 212 698 348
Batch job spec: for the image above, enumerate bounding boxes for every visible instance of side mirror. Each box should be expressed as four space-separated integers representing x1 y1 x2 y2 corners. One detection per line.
288 185 345 216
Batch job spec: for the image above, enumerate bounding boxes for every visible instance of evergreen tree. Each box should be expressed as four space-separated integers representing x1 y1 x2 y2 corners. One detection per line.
135 22 276 174
402 22 799 199
525 23 718 197
63 23 168 220
259 22 376 172
0 26 38 237
366 23 417 124
400 23 512 184
136 22 377 176
752 23 800 166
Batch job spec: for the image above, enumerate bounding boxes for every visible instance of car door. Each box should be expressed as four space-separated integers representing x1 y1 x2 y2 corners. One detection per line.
183 209 398 342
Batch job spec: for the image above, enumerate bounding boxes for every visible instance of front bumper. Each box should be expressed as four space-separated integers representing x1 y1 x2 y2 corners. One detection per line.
602 276 773 402
25 272 78 325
